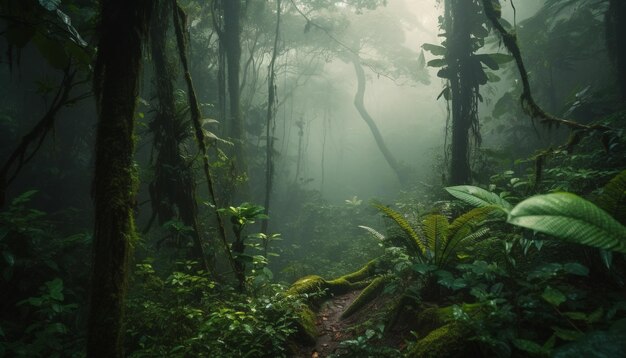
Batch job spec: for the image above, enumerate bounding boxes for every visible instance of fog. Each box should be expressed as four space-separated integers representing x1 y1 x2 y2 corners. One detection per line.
264 0 545 203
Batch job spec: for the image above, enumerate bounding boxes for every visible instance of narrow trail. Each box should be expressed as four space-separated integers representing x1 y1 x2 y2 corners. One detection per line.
297 289 363 358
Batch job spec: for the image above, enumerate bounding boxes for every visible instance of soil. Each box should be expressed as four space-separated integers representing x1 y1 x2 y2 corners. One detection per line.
295 289 363 358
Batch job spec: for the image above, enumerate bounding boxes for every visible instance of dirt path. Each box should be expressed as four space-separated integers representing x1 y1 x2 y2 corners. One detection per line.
297 289 363 358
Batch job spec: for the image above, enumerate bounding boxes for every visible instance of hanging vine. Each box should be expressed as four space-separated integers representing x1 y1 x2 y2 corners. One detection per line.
171 0 236 280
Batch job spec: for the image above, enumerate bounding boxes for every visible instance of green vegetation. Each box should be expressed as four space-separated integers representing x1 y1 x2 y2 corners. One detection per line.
1 0 625 357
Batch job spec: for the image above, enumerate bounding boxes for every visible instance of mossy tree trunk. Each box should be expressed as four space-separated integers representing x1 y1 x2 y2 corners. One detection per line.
148 0 210 272
87 1 150 356
223 0 248 194
446 0 477 185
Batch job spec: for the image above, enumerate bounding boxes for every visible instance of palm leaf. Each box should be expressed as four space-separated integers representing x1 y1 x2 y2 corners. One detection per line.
508 193 626 254
422 214 449 263
596 170 626 225
445 185 512 211
372 203 426 256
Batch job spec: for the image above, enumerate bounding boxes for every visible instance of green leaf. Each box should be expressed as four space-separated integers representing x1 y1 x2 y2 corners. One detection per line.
427 58 446 68
507 193 626 254
487 53 514 65
512 338 550 356
552 326 584 341
542 286 566 307
422 43 446 56
563 262 588 276
475 54 499 70
437 67 451 79
445 185 512 211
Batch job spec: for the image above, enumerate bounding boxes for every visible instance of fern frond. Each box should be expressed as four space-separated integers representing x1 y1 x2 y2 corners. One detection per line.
596 169 626 225
440 206 500 266
448 206 500 240
372 203 426 257
422 214 449 263
358 225 386 241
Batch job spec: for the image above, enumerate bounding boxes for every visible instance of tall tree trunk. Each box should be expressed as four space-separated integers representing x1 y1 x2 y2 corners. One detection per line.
148 0 210 272
447 0 475 185
223 0 247 188
87 1 150 356
607 0 626 101
351 55 406 185
261 0 281 236
172 1 237 281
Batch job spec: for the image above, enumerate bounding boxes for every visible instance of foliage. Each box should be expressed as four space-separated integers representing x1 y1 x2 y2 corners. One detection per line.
445 185 512 211
0 191 90 357
331 324 399 358
507 192 626 254
126 261 303 357
372 202 497 269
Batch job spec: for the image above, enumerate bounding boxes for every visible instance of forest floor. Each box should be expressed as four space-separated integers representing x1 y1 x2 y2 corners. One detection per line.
296 289 363 358
295 289 410 357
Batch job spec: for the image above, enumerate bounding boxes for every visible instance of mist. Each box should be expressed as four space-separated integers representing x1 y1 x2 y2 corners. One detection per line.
1 0 625 356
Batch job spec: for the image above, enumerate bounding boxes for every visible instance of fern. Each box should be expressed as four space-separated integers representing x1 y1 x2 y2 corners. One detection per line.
445 185 512 211
595 169 626 225
508 193 626 254
372 203 426 257
421 214 449 263
358 225 386 241
440 206 499 266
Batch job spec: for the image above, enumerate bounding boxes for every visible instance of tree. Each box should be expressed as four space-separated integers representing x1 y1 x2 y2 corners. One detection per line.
607 0 626 101
445 0 481 185
147 0 210 272
215 0 248 196
289 0 427 185
86 1 151 356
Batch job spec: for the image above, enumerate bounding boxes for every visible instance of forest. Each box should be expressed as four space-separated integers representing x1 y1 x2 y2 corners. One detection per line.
0 0 625 357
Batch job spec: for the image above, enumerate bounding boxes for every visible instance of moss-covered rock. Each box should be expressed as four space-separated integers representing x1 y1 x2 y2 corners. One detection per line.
406 322 470 358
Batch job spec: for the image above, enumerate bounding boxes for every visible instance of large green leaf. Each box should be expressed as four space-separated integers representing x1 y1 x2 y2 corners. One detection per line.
422 43 446 56
507 193 626 254
445 185 512 211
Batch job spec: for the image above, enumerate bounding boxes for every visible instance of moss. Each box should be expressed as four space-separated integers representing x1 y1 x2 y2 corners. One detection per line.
292 305 318 345
407 323 469 358
415 303 483 337
339 259 379 283
341 275 387 319
285 275 327 297
326 277 358 295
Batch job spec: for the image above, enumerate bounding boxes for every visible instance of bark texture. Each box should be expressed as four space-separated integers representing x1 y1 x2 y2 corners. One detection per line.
447 0 476 185
87 0 150 357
